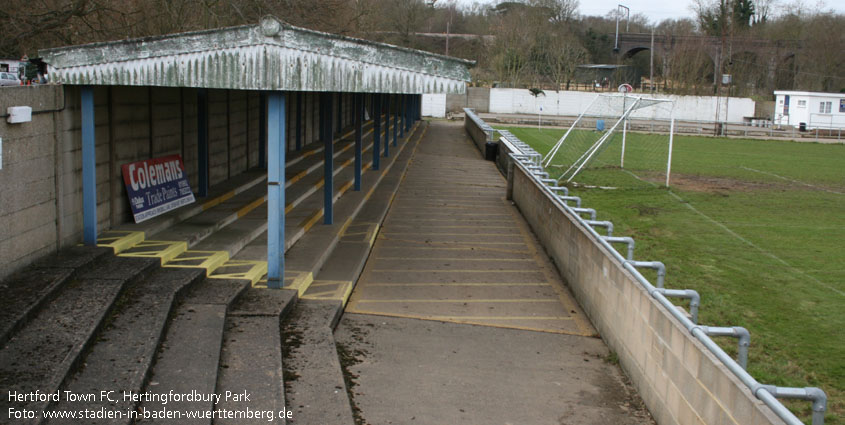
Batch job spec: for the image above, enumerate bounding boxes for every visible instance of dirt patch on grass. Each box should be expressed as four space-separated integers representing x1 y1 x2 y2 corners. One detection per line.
639 171 786 193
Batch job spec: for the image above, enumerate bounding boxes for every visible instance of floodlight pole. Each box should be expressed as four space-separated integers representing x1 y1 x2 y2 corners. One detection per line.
614 4 630 52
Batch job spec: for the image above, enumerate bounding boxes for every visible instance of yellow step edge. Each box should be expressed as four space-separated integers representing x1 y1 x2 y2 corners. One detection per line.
163 250 230 276
209 260 268 285
96 231 145 254
118 240 188 265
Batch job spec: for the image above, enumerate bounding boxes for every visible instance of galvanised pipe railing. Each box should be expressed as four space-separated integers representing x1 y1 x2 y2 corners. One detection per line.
699 326 750 370
628 260 666 288
602 236 635 261
654 288 700 324
571 207 597 221
559 196 582 208
585 220 613 236
473 114 828 425
504 150 828 425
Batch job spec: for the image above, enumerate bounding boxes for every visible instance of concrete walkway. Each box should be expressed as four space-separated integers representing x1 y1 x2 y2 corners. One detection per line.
336 121 654 425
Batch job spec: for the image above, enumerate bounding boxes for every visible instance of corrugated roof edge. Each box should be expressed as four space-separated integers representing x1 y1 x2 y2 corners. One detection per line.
39 17 475 70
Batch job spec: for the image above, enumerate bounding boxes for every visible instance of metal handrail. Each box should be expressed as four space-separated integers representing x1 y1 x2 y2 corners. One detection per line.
504 140 827 425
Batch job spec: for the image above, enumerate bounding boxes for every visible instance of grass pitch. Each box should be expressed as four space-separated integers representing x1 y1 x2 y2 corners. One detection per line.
497 126 845 424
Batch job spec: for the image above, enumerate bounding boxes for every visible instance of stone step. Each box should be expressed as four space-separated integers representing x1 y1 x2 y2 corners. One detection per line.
138 304 228 425
213 288 296 425
0 256 159 423
0 246 111 347
43 267 206 425
281 300 352 425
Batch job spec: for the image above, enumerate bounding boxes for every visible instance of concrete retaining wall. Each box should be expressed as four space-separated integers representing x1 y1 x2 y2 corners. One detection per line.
445 87 491 114
462 108 495 153
506 159 785 425
1 85 350 281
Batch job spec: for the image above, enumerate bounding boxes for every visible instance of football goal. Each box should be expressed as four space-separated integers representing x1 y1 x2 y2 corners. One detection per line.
543 94 676 188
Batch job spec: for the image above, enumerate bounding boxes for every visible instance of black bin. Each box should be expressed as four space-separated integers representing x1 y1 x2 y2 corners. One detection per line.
484 142 498 161
799 122 807 132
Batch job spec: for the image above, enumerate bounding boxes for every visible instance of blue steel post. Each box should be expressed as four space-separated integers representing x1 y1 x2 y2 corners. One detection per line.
372 94 381 170
81 86 97 246
197 89 209 197
323 93 334 224
393 94 398 146
354 93 362 191
384 94 390 157
296 92 302 151
266 92 286 288
259 92 267 168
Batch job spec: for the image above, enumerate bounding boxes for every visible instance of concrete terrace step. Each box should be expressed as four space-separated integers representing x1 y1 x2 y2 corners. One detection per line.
0 246 112 347
0 255 159 422
213 288 296 425
281 300 351 425
44 267 206 425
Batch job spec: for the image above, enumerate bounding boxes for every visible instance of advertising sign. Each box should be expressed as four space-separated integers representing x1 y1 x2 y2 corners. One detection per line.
121 155 195 223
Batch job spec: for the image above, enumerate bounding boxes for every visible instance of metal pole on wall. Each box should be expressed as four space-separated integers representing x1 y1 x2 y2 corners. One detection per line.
266 91 286 288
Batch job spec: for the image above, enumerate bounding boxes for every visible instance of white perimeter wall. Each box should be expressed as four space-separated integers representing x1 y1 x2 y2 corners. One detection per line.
422 94 446 118
424 88 756 123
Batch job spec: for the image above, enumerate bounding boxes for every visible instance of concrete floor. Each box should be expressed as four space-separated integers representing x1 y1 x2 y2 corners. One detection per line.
337 121 655 425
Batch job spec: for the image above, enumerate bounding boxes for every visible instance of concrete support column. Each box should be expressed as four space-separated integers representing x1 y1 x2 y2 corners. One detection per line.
373 93 381 171
322 92 334 225
266 91 286 288
354 93 363 191
81 86 97 246
197 89 209 197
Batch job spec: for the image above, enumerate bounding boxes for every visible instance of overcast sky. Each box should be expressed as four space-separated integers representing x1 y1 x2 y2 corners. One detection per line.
453 0 844 23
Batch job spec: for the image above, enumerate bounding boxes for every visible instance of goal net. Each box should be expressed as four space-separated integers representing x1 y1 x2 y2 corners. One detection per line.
543 94 676 189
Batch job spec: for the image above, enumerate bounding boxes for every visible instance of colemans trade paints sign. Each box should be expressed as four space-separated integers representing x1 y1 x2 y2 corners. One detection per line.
121 155 195 223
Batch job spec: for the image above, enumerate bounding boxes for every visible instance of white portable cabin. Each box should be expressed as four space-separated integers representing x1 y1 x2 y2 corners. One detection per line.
773 90 845 130
0 59 22 74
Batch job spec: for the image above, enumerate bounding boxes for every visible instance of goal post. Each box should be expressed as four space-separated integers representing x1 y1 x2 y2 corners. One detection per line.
543 93 676 188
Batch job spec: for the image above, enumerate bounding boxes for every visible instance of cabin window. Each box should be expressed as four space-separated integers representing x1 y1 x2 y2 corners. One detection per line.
819 101 831 114
797 100 806 108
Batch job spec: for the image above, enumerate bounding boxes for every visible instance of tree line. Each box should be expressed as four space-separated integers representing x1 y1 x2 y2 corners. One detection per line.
1 0 842 95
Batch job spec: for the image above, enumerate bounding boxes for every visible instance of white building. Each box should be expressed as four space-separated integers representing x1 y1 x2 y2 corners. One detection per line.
773 90 845 130
0 59 22 74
